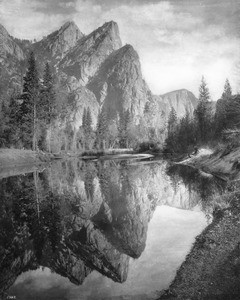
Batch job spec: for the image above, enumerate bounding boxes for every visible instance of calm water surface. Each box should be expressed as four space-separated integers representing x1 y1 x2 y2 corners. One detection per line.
0 159 225 300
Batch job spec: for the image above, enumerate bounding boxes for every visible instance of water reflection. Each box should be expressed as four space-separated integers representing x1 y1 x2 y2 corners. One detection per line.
166 163 227 215
0 159 214 299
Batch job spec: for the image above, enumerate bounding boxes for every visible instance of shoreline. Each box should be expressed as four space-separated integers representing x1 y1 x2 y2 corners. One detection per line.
174 146 240 182
0 148 154 179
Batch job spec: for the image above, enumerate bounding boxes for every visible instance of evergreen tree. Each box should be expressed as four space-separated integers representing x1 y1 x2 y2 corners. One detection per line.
0 101 8 147
167 107 177 134
39 63 57 151
3 96 22 147
82 108 87 129
119 109 131 148
95 109 108 149
222 78 232 99
199 76 210 102
85 108 93 135
194 76 212 142
20 52 40 150
82 107 93 149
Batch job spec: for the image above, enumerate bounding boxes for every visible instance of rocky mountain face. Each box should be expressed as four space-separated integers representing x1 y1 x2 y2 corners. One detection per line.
59 21 122 87
0 24 27 100
88 44 151 123
33 21 84 66
0 20 198 150
0 24 25 60
159 89 198 119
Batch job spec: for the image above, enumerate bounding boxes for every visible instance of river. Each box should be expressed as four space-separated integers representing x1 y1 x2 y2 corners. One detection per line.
0 158 226 300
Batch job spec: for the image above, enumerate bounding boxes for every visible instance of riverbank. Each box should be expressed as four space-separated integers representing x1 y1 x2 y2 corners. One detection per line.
158 145 240 299
159 187 240 300
0 148 52 168
176 145 240 181
0 148 136 168
0 147 150 179
0 148 53 179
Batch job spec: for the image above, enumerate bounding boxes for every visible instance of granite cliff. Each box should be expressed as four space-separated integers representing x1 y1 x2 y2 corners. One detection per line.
0 20 198 149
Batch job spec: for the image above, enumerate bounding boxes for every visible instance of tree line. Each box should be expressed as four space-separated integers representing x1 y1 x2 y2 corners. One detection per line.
0 52 58 151
164 76 237 155
0 51 135 152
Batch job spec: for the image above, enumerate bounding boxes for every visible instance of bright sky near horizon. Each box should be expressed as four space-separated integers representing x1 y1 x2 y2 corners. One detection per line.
0 0 239 100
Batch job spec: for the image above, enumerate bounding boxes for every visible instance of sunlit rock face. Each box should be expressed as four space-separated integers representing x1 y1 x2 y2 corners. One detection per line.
0 24 25 60
59 21 122 87
88 44 151 124
33 21 84 62
160 89 198 119
0 20 198 147
0 24 27 100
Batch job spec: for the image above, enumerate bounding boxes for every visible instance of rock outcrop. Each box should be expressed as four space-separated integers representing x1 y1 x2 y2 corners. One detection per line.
88 44 151 124
0 24 25 60
59 21 122 87
160 89 198 119
0 20 199 148
33 21 84 64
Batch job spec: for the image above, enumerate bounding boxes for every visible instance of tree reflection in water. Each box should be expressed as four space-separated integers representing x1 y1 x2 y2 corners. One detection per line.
0 159 222 298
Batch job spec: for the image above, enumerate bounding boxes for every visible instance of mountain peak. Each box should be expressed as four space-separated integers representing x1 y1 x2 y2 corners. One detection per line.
35 20 84 59
93 21 121 45
0 23 25 60
160 88 198 118
59 20 122 85
0 23 9 37
103 20 118 29
59 21 81 34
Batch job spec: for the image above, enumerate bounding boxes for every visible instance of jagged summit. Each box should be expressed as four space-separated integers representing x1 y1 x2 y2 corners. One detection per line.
0 19 198 150
0 23 9 37
59 20 122 85
32 20 84 61
0 23 25 60
82 20 121 47
60 20 79 31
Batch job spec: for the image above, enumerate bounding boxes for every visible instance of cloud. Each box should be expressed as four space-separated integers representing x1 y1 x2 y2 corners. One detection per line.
0 0 70 39
0 0 239 99
71 0 239 98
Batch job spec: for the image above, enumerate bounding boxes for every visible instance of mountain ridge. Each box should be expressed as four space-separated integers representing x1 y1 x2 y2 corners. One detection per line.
0 20 198 150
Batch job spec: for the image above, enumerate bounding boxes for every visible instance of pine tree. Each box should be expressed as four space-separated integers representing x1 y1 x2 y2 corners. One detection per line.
82 108 87 129
0 101 8 147
167 107 177 134
222 79 232 99
4 96 22 147
85 108 92 135
20 52 40 150
40 63 57 152
95 109 108 149
82 107 93 149
194 76 212 142
118 109 131 148
199 76 210 102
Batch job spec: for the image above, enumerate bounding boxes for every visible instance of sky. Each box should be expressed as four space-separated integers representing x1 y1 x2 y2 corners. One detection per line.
0 0 239 99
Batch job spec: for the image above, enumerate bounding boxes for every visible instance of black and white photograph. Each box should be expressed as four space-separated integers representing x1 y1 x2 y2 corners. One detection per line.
0 0 240 299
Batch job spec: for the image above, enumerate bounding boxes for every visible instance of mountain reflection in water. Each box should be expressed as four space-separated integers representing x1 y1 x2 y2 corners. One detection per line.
0 159 222 300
